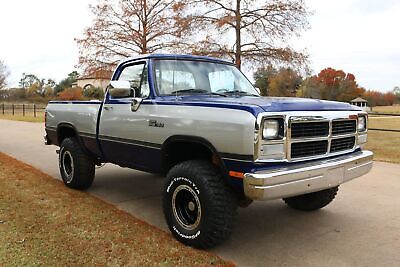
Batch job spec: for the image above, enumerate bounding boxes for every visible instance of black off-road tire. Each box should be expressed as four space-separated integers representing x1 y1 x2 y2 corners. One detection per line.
163 160 237 249
283 186 339 211
59 137 95 190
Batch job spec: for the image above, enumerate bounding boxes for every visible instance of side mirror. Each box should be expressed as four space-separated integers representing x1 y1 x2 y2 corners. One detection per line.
109 81 132 98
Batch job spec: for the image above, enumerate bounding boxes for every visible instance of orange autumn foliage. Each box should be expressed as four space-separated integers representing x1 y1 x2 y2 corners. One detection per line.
298 67 365 102
57 87 85 101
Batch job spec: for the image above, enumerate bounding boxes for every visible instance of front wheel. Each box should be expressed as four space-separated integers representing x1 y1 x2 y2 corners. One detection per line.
59 137 95 190
163 160 237 249
283 186 339 211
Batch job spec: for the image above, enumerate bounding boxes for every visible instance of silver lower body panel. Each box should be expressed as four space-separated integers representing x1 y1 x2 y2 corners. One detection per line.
244 150 373 200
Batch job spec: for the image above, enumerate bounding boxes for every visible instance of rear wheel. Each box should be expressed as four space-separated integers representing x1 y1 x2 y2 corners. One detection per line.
59 137 95 190
283 186 339 211
163 160 237 249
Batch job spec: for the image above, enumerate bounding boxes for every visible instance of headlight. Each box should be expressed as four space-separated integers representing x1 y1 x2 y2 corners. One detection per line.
358 116 367 132
262 119 283 140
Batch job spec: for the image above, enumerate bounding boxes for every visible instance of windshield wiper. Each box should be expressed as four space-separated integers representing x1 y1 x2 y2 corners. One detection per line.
224 90 259 97
171 89 227 97
209 92 227 97
171 89 209 94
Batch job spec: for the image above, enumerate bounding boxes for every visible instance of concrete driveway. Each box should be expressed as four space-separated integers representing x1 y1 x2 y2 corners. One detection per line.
0 119 399 266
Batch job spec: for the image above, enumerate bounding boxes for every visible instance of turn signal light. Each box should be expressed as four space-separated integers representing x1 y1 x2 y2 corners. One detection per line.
229 171 245 179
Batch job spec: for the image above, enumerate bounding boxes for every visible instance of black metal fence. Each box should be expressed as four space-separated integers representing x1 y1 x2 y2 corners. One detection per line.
369 112 400 117
0 103 46 117
369 128 400 133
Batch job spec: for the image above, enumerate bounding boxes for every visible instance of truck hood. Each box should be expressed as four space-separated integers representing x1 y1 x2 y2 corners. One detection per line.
223 96 360 112
157 95 361 116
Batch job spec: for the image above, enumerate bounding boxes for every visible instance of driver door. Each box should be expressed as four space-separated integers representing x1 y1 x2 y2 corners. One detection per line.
98 61 156 170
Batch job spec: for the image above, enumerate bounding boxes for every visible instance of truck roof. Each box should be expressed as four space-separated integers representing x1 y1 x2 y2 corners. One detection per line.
122 54 234 65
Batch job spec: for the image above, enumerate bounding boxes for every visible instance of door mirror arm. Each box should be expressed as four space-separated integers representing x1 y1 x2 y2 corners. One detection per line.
131 98 143 112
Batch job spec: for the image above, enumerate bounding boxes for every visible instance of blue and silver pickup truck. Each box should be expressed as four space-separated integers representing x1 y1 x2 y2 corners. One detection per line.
45 54 373 248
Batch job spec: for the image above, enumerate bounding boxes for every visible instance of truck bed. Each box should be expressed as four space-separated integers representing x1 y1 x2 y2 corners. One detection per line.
45 100 102 156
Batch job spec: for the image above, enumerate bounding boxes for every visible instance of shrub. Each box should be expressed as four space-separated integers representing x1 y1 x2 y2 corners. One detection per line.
57 87 85 101
82 86 105 100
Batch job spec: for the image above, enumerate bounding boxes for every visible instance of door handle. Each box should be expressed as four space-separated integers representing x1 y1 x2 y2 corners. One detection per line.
104 106 113 111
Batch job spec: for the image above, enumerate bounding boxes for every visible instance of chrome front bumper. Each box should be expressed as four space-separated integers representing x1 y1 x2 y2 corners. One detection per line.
244 151 373 200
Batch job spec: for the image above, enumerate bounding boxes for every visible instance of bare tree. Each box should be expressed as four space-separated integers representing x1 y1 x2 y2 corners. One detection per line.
0 60 10 90
175 0 310 69
76 0 184 74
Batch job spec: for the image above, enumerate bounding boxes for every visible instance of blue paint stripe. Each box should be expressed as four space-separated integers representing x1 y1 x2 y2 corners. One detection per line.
148 100 262 117
103 98 262 117
98 135 162 149
223 149 363 174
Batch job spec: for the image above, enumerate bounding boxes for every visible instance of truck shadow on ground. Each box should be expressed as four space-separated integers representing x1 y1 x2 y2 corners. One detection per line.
88 165 165 204
85 164 368 264
76 164 399 266
212 201 366 265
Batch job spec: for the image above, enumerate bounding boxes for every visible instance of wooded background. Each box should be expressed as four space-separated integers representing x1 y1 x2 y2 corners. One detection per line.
0 0 399 105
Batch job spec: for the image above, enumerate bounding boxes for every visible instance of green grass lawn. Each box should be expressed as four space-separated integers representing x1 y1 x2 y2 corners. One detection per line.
368 116 400 131
0 114 44 123
366 116 400 164
371 106 400 114
0 152 232 266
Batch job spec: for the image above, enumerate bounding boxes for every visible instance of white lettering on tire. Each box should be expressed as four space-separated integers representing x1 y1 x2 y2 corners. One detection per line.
167 177 200 195
172 226 200 240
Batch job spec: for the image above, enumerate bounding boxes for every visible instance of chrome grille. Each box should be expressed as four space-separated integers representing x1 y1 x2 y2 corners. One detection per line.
291 140 328 158
291 122 329 138
332 120 356 135
331 137 356 153
288 119 357 160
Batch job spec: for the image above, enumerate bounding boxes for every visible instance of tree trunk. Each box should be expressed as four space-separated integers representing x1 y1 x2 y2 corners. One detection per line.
235 0 242 69
142 0 148 54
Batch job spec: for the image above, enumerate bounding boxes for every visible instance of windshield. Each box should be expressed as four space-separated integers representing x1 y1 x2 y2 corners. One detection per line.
153 59 259 96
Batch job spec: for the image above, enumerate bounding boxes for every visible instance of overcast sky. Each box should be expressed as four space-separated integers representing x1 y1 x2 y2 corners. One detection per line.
0 0 399 92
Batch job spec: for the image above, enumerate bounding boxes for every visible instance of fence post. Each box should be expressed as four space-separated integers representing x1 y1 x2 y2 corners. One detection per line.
12 104 15 115
23 104 25 116
2 103 4 115
34 104 36 117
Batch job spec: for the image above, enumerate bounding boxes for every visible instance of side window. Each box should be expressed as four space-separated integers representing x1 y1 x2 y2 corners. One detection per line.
117 63 150 98
209 70 235 92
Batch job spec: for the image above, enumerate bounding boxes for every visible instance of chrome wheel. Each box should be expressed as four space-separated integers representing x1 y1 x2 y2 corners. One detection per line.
62 150 74 183
172 184 201 230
